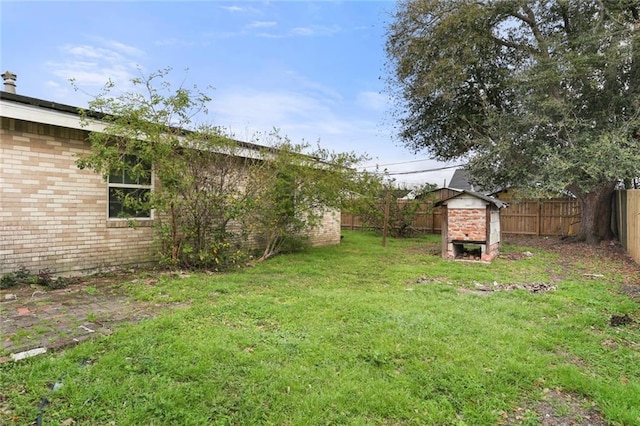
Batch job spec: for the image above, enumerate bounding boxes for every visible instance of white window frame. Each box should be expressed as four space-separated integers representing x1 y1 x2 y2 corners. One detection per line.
107 156 154 220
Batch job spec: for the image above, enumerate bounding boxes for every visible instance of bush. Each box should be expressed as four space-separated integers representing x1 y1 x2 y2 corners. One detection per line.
161 238 249 272
14 265 30 281
0 273 19 290
0 267 70 290
279 236 311 254
37 268 54 286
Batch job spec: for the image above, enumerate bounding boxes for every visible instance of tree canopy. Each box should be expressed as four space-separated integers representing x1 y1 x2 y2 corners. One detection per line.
386 0 640 242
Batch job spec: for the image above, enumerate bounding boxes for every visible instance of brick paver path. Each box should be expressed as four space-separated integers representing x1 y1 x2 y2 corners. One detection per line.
1 280 165 361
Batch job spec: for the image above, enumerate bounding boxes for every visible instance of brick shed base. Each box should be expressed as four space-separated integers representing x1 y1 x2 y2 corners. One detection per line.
447 240 500 262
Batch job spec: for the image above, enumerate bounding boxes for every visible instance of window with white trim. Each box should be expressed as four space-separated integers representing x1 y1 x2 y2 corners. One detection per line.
108 155 152 219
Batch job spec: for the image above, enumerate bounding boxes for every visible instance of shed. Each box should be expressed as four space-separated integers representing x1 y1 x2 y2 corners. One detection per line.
435 190 508 262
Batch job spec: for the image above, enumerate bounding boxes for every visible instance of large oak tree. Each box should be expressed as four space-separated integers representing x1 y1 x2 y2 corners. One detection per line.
386 0 640 243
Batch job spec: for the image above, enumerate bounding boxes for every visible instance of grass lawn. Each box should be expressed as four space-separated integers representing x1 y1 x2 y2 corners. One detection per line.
1 231 639 425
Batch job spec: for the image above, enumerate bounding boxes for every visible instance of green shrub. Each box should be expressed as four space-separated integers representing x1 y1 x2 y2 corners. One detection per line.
48 277 70 290
14 265 30 281
279 235 311 254
0 266 70 290
0 266 33 289
0 273 18 289
37 268 53 286
162 238 249 272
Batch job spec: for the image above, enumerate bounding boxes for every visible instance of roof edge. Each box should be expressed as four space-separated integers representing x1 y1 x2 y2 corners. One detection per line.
0 90 101 117
0 90 276 154
434 190 508 209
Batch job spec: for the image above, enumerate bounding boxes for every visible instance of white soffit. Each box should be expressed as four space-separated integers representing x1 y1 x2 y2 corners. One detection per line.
0 98 271 162
0 99 105 133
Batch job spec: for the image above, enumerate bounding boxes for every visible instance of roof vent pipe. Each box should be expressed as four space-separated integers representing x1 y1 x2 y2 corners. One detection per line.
2 71 17 94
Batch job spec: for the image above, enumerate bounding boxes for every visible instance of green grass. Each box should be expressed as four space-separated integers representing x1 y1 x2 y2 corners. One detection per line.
1 231 639 425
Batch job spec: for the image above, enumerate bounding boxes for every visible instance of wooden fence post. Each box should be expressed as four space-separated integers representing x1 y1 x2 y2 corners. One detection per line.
537 201 542 236
382 191 391 247
431 208 435 233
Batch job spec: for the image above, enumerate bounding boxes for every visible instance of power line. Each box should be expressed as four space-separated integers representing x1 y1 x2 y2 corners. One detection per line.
376 164 463 176
361 158 442 168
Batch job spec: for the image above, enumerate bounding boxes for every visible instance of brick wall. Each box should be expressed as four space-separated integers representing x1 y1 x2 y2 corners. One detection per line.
447 208 486 241
1 118 156 275
308 209 341 246
1 118 342 276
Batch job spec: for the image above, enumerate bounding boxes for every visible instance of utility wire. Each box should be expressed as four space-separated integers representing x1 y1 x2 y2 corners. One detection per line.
371 164 463 176
361 158 444 168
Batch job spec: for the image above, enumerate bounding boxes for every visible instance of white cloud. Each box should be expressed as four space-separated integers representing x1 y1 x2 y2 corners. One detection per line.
43 38 145 104
290 25 340 37
291 27 314 36
49 65 135 87
218 5 261 15
100 39 144 57
220 6 244 13
208 21 340 40
210 90 325 127
255 32 284 39
207 86 387 157
247 21 277 29
281 69 342 102
202 30 247 39
63 45 108 59
154 38 178 46
202 73 451 186
153 38 200 47
356 91 388 112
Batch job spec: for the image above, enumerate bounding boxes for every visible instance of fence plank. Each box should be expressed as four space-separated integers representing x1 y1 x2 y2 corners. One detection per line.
499 201 540 235
627 190 640 264
616 190 628 249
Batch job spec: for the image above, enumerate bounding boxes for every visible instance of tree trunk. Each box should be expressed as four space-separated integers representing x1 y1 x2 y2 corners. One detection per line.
571 181 617 244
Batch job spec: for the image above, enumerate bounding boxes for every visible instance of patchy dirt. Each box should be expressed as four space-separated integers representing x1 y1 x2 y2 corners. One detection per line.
610 314 634 327
501 389 607 426
493 282 557 293
504 235 640 291
453 281 558 296
621 284 640 299
419 279 558 296
501 251 535 261
415 276 447 284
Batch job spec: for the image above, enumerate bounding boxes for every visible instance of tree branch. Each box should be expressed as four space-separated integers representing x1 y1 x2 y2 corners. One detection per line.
521 5 551 60
491 35 539 55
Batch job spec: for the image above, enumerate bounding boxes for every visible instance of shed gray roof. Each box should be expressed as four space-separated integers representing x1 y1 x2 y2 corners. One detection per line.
434 190 508 209
448 169 476 191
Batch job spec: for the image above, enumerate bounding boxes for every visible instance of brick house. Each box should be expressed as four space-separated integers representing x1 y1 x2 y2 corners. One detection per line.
435 190 507 262
0 73 341 276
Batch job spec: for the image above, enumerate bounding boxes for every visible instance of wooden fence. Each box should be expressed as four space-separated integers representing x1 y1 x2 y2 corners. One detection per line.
342 191 640 264
341 198 580 237
617 189 640 264
341 200 445 234
500 199 581 236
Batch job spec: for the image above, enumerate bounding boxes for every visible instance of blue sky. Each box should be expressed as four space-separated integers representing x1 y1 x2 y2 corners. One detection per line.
1 1 458 186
